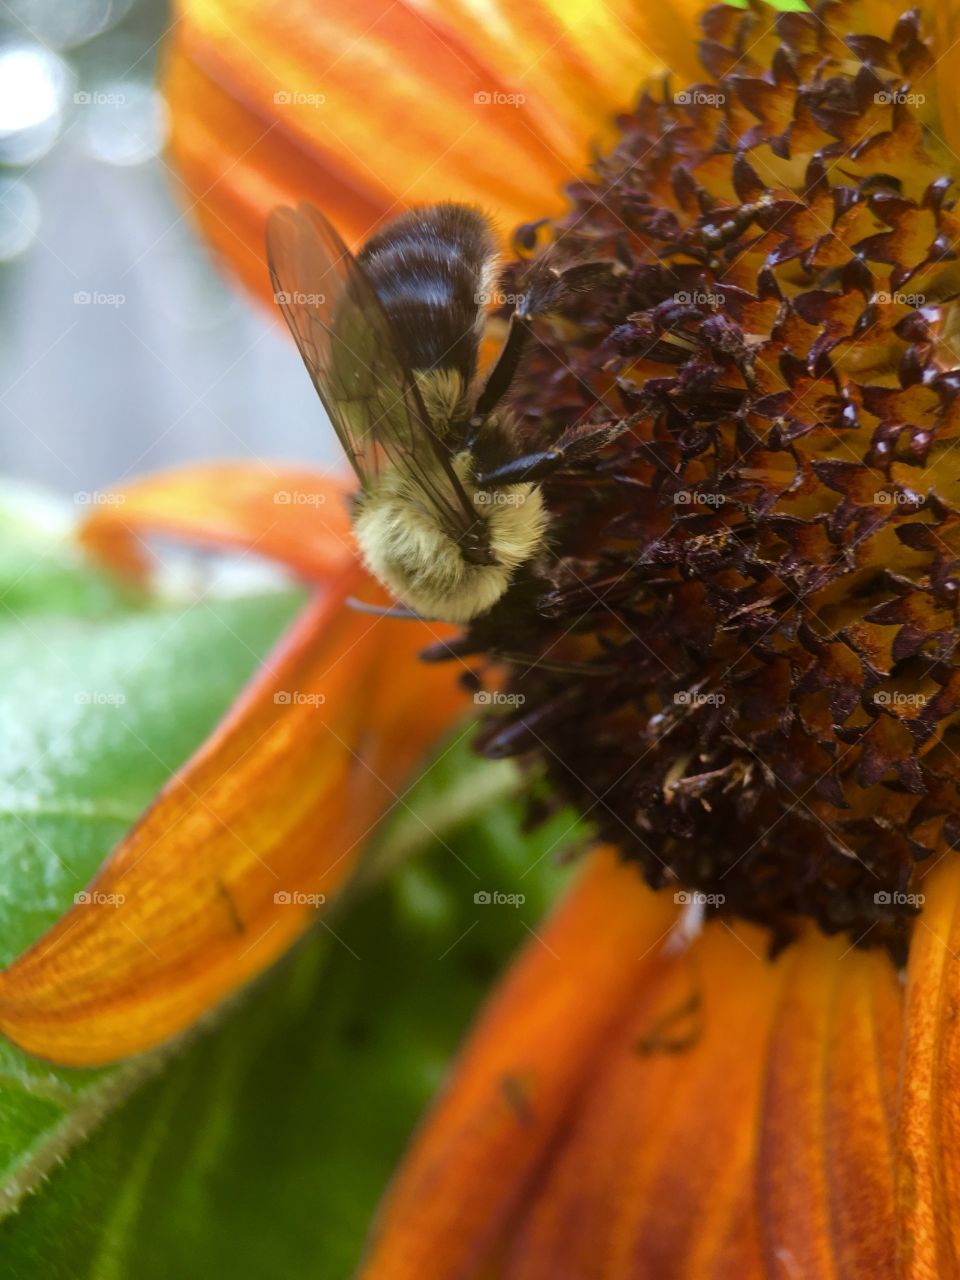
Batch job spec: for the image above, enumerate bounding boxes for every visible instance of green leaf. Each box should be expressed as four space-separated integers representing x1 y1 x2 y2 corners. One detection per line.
0 735 579 1279
0 484 135 619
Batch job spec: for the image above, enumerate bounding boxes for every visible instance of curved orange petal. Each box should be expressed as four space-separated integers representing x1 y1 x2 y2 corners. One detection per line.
163 40 389 304
361 855 905 1279
498 917 781 1280
163 0 702 304
757 933 900 1279
896 857 960 1279
359 848 678 1278
79 462 356 583
0 569 466 1066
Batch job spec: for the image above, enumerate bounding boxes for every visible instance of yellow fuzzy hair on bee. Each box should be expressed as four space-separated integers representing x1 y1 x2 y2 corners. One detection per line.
353 452 547 622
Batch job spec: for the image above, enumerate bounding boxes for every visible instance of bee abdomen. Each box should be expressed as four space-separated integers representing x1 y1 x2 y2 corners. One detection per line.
358 203 497 382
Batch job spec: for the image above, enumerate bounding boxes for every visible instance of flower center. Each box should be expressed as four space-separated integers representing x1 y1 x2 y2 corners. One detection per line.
455 1 960 957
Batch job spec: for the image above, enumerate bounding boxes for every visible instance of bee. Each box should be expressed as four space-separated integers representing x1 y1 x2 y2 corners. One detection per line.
266 201 610 623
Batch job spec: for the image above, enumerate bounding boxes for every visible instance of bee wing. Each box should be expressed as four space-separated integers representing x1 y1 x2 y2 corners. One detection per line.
266 202 481 543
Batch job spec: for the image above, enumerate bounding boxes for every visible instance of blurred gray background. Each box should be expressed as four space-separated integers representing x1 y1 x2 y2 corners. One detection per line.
0 0 339 500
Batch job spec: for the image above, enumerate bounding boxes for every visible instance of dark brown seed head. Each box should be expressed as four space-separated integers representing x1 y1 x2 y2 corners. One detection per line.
452 0 960 956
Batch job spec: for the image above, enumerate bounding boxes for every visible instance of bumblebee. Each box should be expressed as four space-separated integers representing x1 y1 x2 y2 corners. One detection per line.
266 201 607 622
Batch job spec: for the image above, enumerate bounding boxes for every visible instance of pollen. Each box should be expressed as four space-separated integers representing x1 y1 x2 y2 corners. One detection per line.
453 0 960 955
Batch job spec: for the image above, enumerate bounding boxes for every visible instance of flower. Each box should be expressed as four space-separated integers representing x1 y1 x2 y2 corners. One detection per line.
355 3 960 1274
454 0 960 956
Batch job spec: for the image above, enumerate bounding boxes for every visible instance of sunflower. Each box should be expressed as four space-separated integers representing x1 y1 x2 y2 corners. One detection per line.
6 0 960 1274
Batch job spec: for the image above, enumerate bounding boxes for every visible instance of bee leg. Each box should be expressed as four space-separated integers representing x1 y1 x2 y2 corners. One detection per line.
475 414 633 487
474 450 564 487
471 315 533 427
479 413 638 488
470 262 618 442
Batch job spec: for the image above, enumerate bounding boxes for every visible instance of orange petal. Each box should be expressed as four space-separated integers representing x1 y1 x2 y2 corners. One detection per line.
499 918 781 1280
896 857 960 1279
361 856 905 1279
359 848 678 1278
757 932 901 1280
0 570 466 1065
79 461 355 583
162 39 390 304
163 0 701 305
514 927 900 1280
